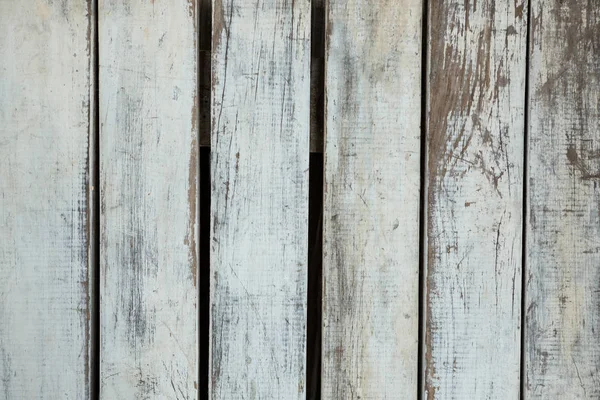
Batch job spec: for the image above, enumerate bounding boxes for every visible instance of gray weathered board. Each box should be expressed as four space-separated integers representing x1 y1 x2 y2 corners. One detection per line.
525 0 600 397
322 1 422 398
209 1 310 399
99 0 199 398
0 1 95 398
424 0 527 398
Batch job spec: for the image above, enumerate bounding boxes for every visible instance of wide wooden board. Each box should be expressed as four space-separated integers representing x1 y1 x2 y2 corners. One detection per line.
99 1 199 398
525 1 600 397
209 1 310 398
322 1 422 398
425 1 527 398
0 1 94 398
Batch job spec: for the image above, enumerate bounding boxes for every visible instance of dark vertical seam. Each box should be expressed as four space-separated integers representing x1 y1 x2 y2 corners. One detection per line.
92 0 100 398
199 1 212 399
307 1 325 398
418 0 429 399
520 1 532 399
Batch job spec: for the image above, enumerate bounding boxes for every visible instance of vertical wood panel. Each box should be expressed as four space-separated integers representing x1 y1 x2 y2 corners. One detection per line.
0 1 94 398
99 1 199 398
322 1 422 398
425 1 527 398
209 1 310 398
525 1 600 397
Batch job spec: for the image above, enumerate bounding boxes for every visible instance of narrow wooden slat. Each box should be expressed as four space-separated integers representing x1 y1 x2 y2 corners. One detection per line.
99 1 199 397
322 1 422 397
209 1 310 398
309 0 325 154
525 1 600 397
198 0 211 147
425 1 527 398
0 1 94 398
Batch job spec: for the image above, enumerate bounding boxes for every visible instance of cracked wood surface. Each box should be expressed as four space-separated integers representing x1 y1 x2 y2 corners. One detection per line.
322 1 422 398
525 1 600 398
209 1 310 398
99 1 199 398
425 1 527 398
0 1 94 398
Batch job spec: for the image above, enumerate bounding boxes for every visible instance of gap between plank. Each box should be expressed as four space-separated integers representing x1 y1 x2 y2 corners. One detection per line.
199 1 211 398
92 0 100 398
418 0 430 398
306 1 325 397
307 153 324 400
519 0 532 398
199 148 210 400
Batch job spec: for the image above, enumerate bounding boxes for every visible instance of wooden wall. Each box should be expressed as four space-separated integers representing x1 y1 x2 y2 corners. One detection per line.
1 1 599 399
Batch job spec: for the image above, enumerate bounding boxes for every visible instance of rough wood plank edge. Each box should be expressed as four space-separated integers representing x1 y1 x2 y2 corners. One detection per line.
199 0 211 147
99 1 199 398
0 1 94 398
321 1 423 398
424 1 527 398
209 1 310 398
525 1 600 397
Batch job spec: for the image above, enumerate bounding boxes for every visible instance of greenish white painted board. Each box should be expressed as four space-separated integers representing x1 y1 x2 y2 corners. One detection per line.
0 1 94 398
322 1 422 398
525 1 600 397
425 1 527 398
209 1 310 398
99 1 199 398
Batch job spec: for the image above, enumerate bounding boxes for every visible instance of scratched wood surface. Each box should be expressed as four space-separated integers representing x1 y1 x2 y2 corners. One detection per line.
0 1 94 398
209 1 310 398
525 1 600 397
321 1 422 398
99 1 199 398
424 1 527 398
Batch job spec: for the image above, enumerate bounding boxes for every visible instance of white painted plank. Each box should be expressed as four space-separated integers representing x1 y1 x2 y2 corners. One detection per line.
321 1 422 398
0 1 94 398
424 1 527 398
209 1 310 398
525 1 600 397
99 1 199 398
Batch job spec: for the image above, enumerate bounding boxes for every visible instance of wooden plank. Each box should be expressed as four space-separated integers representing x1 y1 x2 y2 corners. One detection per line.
424 1 527 398
0 1 94 398
209 1 310 398
525 1 600 397
310 0 325 153
198 0 211 147
321 1 422 398
99 1 199 398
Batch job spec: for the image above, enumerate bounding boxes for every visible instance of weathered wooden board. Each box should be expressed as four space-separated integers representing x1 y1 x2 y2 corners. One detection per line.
99 1 199 398
199 0 211 147
525 1 600 397
425 1 527 398
321 1 422 398
209 1 310 398
0 1 94 398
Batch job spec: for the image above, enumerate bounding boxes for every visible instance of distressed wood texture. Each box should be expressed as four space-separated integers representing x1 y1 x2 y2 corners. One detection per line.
99 1 199 398
425 1 527 398
525 1 600 397
210 1 310 398
0 1 94 398
322 1 422 398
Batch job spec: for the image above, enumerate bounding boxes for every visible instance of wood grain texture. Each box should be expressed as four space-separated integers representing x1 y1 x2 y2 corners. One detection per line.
0 1 94 398
425 1 527 398
99 1 199 398
525 1 600 397
321 1 422 398
209 1 310 398
199 0 211 147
